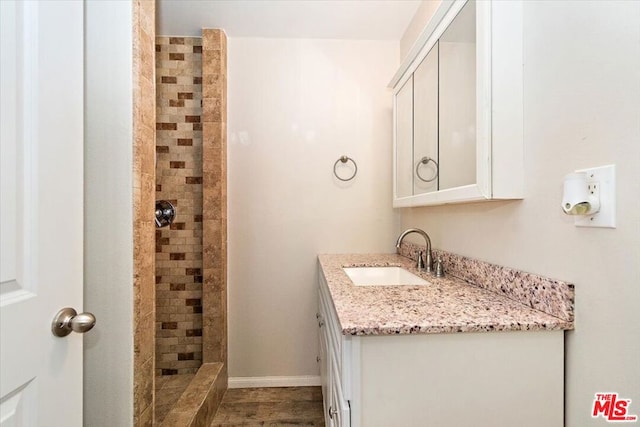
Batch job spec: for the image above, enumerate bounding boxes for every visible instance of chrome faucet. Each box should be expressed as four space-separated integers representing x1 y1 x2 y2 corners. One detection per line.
395 228 433 273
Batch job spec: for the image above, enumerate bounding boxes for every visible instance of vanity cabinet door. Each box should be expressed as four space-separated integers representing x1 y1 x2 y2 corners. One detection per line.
318 275 351 427
329 358 350 427
317 304 330 425
413 42 439 195
394 76 413 200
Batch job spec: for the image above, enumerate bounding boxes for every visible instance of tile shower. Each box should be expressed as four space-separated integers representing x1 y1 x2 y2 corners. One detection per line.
132 1 156 425
155 36 204 376
152 31 228 426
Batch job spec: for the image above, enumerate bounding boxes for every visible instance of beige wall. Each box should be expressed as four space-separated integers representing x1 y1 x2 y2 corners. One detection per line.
227 38 399 379
400 2 640 426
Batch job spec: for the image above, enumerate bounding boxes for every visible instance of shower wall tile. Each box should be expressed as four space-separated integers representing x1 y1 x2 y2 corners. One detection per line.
133 0 156 425
156 36 204 376
202 29 228 370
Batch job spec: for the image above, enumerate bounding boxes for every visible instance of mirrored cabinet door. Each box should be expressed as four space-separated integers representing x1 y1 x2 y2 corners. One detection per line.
439 0 476 190
395 76 413 199
413 42 439 195
390 0 523 207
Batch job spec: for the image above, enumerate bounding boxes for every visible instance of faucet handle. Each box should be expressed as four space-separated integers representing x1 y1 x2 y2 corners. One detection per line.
434 257 445 278
417 251 425 270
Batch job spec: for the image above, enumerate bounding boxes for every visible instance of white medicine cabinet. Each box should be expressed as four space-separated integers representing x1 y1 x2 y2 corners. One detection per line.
390 0 524 207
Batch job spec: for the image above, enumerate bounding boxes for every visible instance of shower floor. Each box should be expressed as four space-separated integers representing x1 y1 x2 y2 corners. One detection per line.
154 374 195 425
210 386 325 426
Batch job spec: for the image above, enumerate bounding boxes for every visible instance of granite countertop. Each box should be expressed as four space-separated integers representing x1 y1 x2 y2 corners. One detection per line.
318 253 574 336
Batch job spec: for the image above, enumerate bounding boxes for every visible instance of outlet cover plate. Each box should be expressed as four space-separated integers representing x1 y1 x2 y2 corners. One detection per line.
574 164 616 228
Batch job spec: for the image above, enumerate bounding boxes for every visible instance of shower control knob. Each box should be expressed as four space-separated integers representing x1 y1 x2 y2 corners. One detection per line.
51 307 96 337
155 200 176 228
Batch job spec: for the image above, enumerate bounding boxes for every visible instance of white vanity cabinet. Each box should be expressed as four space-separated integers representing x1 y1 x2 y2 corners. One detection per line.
318 278 349 426
317 268 565 427
391 0 524 207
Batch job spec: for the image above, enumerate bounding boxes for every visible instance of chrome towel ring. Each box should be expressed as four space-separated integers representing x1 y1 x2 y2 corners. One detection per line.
333 155 358 182
416 156 439 183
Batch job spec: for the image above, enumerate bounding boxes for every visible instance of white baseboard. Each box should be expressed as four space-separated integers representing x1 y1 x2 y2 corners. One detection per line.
228 375 321 389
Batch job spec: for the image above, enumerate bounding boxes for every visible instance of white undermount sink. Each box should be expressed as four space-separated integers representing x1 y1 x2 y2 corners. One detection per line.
343 266 430 286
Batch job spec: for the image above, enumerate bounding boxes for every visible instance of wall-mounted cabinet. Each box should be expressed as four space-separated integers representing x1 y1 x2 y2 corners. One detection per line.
390 0 524 207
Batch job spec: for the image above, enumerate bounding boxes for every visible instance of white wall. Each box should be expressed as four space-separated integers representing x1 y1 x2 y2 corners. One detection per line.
400 1 640 426
84 1 134 425
228 38 399 379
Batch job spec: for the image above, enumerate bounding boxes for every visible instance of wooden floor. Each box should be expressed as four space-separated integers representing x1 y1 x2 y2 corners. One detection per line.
210 387 325 426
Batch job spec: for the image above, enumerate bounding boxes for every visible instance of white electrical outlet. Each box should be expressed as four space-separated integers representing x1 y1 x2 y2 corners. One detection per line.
574 164 616 228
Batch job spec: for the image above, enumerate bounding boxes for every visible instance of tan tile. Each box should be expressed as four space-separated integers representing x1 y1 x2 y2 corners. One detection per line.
139 403 153 427
160 410 195 427
210 387 323 426
155 375 170 390
140 88 156 142
141 124 157 176
202 75 223 99
134 219 154 279
135 312 155 361
225 387 322 404
154 30 227 386
155 403 173 425
140 172 155 219
202 30 221 51
134 356 154 420
202 97 220 123
140 31 155 82
164 375 194 390
139 0 155 35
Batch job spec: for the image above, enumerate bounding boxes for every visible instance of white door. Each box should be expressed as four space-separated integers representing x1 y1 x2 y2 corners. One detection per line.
0 1 85 426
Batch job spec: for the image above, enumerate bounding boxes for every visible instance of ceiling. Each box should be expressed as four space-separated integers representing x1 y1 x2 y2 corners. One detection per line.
157 0 422 40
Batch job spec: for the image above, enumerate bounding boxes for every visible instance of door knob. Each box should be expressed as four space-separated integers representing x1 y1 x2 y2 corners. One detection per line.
51 307 96 337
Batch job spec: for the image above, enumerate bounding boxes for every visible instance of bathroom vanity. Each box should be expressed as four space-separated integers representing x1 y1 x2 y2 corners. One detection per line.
316 253 573 427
